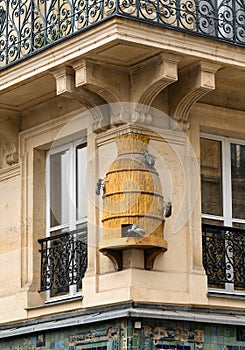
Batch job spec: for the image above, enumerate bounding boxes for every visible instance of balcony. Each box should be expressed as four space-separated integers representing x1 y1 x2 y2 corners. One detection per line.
38 229 87 298
202 224 245 293
0 0 244 70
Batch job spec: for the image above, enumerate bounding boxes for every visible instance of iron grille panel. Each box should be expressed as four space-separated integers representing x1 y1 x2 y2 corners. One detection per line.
38 229 87 293
202 224 245 290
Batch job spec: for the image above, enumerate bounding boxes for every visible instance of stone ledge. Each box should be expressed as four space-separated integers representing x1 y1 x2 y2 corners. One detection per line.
1 302 245 339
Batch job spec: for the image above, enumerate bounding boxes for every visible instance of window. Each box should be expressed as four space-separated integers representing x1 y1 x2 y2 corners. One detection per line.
201 135 245 293
42 140 87 300
201 135 245 228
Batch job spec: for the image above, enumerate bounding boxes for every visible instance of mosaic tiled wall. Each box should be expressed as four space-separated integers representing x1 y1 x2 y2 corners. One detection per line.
140 320 245 350
0 318 244 349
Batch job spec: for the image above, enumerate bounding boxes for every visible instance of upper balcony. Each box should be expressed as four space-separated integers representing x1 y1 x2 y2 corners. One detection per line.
0 0 244 70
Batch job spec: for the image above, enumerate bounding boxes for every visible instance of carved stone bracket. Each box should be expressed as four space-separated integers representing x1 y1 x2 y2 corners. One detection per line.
144 248 166 270
130 53 182 107
100 247 166 271
50 66 110 133
51 62 158 130
72 59 129 128
72 59 129 102
100 248 123 271
169 61 220 130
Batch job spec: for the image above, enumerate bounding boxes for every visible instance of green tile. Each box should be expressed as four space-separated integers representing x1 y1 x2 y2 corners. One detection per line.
211 327 217 336
217 327 224 336
224 327 231 337
204 345 211 350
217 336 224 344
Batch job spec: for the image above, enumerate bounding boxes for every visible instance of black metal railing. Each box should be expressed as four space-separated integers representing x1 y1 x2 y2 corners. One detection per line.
0 0 244 69
202 224 245 291
38 229 87 294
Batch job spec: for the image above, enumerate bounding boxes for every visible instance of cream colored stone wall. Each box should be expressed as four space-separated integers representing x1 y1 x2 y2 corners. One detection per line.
0 173 21 295
0 169 27 322
0 103 244 324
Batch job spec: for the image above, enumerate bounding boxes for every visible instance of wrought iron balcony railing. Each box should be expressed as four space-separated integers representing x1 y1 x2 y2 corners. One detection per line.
202 224 245 292
0 0 244 70
38 229 87 296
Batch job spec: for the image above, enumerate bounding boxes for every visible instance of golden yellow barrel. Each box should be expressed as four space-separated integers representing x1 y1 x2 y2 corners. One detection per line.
100 133 167 251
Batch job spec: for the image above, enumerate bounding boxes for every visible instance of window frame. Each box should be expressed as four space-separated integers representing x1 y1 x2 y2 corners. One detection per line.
201 133 245 228
201 133 245 295
45 138 87 301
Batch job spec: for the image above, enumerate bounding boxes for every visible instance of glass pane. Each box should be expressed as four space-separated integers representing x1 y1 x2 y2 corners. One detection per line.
76 145 87 220
50 149 70 227
231 143 245 220
201 138 223 216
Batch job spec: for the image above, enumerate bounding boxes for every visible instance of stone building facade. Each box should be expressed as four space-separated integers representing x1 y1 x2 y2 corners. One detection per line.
0 1 244 349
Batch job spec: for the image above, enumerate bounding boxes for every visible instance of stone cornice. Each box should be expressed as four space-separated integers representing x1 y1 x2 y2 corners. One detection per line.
0 302 245 339
96 124 186 147
0 18 244 94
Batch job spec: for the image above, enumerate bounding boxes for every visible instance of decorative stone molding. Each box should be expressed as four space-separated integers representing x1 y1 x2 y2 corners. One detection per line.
194 330 204 347
96 124 186 148
143 325 204 347
5 151 19 166
153 327 168 340
0 163 20 182
0 105 20 119
111 109 153 126
174 327 189 342
69 326 119 345
169 61 220 130
0 132 19 168
130 53 181 106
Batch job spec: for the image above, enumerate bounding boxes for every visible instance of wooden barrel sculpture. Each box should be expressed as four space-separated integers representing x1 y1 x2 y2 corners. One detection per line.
99 133 168 270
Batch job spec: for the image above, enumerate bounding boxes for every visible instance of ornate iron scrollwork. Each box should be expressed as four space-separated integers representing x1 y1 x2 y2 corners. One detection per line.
38 229 87 293
202 224 245 290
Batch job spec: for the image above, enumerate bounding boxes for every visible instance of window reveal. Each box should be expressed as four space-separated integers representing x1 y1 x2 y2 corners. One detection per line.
43 140 87 299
